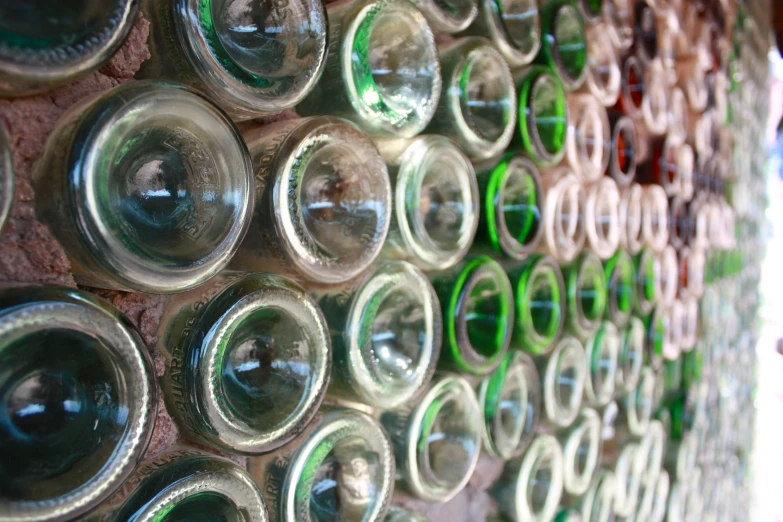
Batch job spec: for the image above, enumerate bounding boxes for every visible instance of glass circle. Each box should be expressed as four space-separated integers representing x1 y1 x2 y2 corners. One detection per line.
465 271 509 357
291 411 391 522
0 329 125 501
221 306 314 430
624 59 645 110
350 0 439 133
609 254 635 317
417 159 471 250
614 121 636 178
552 5 587 83
210 0 326 89
530 74 568 156
159 493 245 522
498 0 540 52
111 125 238 265
414 377 480 500
348 262 439 407
367 288 427 388
308 436 383 522
460 47 514 142
577 260 605 324
502 162 541 246
634 2 657 61
300 142 385 259
80 83 252 292
527 265 562 341
0 0 130 64
555 352 581 412
422 395 477 488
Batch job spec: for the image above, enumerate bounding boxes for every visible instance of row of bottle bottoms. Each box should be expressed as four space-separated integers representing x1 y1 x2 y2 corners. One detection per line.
5 79 737 297
3 261 710 520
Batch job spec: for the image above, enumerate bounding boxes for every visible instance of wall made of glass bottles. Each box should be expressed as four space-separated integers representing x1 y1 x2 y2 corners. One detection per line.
0 0 768 521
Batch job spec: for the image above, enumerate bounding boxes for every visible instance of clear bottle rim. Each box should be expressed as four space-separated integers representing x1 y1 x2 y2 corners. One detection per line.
0 289 156 522
666 480 689 522
449 40 518 159
655 138 682 197
639 420 665 480
541 1 589 91
175 0 328 114
128 454 269 522
413 0 478 32
669 197 690 253
633 0 659 67
485 155 545 259
581 470 617 522
667 87 689 144
384 506 430 522
0 0 138 94
677 143 696 201
561 408 602 495
345 261 441 408
604 249 636 328
405 375 482 502
190 274 331 454
566 94 611 183
635 247 658 315
620 184 644 255
482 0 541 66
478 351 540 459
342 0 442 137
396 135 478 270
584 321 620 406
542 169 586 264
518 68 569 167
513 434 565 522
585 24 622 106
680 296 699 350
586 177 621 259
625 366 655 436
283 408 394 520
641 185 670 253
543 335 587 427
656 245 679 308
663 300 684 360
602 0 634 51
642 59 670 135
70 81 254 293
613 442 641 517
618 316 645 393
567 251 607 338
272 117 392 283
620 55 646 118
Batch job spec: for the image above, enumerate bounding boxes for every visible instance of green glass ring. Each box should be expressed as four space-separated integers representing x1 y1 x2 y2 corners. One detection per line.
510 254 566 355
483 154 544 259
564 251 607 339
442 257 514 375
634 248 657 316
478 351 541 459
517 67 568 167
604 250 636 328
538 0 588 90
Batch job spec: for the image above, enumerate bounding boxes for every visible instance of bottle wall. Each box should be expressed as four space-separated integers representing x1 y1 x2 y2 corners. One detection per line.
0 0 769 521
